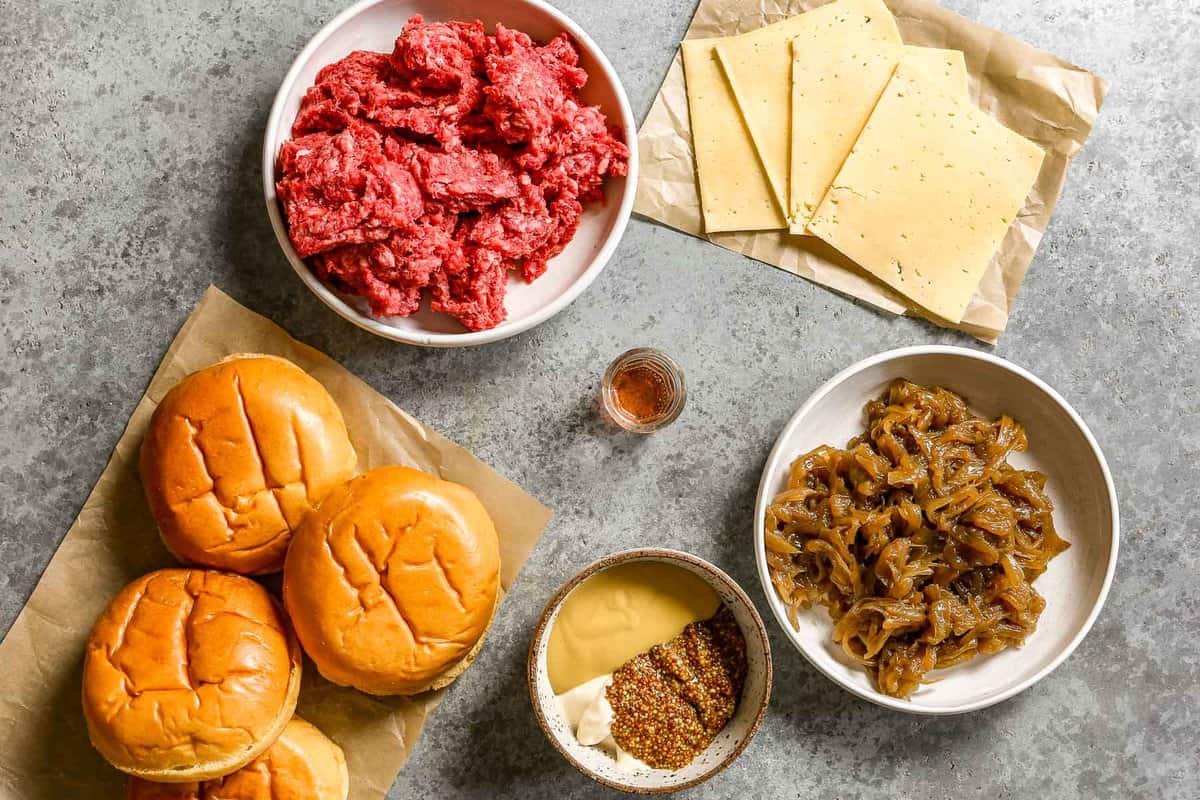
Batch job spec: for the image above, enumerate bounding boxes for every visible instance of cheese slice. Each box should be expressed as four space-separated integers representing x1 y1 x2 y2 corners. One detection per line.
681 38 785 232
788 42 902 233
806 62 1045 323
715 0 901 223
901 46 968 96
788 44 969 233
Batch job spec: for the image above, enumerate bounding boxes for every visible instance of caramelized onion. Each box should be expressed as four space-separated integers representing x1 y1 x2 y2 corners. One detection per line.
764 380 1067 699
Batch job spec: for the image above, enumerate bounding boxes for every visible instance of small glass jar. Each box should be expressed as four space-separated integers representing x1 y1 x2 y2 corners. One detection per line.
601 348 687 433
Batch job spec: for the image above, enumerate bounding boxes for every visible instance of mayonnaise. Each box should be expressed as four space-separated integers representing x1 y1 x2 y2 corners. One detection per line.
554 674 649 770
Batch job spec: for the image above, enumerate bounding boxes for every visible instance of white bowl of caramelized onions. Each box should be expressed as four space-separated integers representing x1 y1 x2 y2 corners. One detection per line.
754 346 1118 715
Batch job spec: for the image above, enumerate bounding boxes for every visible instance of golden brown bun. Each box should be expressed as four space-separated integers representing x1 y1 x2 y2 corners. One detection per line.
283 466 501 695
127 717 349 800
83 569 303 782
140 354 357 575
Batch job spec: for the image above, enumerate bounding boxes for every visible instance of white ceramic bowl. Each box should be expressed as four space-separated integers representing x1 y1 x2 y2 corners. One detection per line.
263 0 637 347
754 346 1119 715
528 549 772 794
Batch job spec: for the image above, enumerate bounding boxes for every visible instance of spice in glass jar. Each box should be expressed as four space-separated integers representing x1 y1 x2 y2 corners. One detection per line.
601 349 686 433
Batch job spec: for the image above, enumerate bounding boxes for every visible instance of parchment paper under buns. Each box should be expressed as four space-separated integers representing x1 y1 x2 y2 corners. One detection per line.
0 287 552 800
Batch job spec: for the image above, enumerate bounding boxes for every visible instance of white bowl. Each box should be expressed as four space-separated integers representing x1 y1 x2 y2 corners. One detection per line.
753 346 1119 715
262 0 637 347
528 549 772 794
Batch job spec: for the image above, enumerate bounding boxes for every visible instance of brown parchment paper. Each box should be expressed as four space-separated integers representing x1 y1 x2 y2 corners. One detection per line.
0 286 552 800
635 0 1108 343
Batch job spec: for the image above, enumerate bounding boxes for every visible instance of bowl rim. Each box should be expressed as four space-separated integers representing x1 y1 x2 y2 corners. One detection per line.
753 345 1120 716
261 0 639 348
526 547 774 794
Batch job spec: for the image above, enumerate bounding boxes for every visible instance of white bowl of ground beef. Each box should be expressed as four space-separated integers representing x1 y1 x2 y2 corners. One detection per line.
264 0 637 346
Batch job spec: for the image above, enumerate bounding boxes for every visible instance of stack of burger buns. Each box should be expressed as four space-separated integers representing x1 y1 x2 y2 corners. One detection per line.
125 718 349 799
81 354 502 795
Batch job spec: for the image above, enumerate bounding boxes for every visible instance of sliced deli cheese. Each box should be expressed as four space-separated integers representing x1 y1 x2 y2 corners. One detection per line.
788 43 969 233
681 38 785 232
806 62 1045 323
788 41 902 233
715 0 901 224
900 46 968 96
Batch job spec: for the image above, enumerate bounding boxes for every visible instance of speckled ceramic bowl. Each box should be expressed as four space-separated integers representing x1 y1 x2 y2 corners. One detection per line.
528 549 772 794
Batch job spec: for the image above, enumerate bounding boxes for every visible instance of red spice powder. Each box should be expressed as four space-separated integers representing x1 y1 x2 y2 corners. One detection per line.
612 365 671 422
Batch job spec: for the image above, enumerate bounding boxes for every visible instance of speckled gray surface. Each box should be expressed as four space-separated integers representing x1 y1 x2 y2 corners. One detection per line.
1 0 1197 797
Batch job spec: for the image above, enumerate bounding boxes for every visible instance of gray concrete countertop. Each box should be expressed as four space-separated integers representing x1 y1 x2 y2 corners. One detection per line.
1 0 1197 797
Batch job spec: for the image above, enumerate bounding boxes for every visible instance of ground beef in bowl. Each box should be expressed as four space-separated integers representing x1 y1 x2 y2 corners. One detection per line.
275 16 629 332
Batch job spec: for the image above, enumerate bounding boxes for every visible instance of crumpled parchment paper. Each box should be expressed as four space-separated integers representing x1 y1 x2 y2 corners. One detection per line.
0 286 552 800
634 0 1108 342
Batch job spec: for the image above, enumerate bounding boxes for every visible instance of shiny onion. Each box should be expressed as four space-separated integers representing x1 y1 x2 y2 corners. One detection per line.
764 380 1067 698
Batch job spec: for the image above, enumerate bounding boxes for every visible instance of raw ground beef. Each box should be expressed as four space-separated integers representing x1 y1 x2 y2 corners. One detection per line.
276 15 629 331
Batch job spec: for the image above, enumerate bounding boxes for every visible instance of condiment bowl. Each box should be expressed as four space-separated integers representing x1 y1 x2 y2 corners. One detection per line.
528 549 772 794
263 0 637 347
754 346 1119 715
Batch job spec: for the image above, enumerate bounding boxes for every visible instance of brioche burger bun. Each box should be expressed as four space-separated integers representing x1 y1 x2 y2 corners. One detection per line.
283 466 501 695
82 569 303 782
126 717 349 800
139 354 357 575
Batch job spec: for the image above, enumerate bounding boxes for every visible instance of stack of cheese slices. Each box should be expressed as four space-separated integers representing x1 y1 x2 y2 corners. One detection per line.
681 0 1046 324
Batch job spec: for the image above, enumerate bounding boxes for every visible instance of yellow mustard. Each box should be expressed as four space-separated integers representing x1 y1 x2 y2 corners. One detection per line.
547 561 720 694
